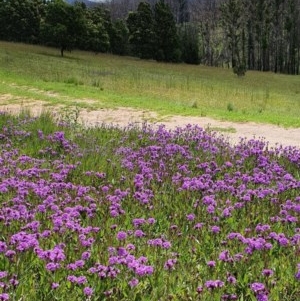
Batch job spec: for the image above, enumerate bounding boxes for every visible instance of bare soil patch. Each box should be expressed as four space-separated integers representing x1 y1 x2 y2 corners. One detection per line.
1 100 299 149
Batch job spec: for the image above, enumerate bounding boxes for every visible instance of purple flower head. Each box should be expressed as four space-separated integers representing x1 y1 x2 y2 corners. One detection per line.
126 244 135 251
67 275 77 283
147 217 156 225
134 230 145 238
215 280 225 288
76 276 87 285
164 258 177 270
132 218 146 228
257 293 268 301
211 225 220 233
222 208 232 217
264 243 272 250
0 242 7 253
196 285 203 293
186 213 195 221
137 256 148 264
278 237 289 246
46 262 60 272
219 250 230 262
262 269 273 277
205 279 224 289
102 186 110 193
194 223 204 229
51 282 59 289
0 293 9 301
170 224 178 230
83 286 93 296
128 278 139 288
207 205 215 214
9 276 18 287
295 270 300 280
110 224 117 230
207 261 216 268
162 241 172 249
81 251 91 260
135 265 154 276
116 231 127 241
117 247 127 256
76 260 85 268
104 290 113 297
147 238 162 247
227 275 237 285
5 250 16 259
250 282 265 293
108 247 116 255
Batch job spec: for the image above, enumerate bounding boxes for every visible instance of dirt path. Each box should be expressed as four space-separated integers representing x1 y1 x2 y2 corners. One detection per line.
1 101 299 149
78 108 300 149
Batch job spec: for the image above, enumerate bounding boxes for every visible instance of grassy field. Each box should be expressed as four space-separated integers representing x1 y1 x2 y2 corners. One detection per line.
0 111 299 301
0 41 300 127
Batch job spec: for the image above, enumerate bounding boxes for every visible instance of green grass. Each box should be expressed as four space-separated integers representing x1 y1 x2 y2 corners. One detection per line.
0 41 300 127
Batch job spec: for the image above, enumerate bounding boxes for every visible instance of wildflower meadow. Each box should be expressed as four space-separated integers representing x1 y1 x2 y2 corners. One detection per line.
0 111 299 301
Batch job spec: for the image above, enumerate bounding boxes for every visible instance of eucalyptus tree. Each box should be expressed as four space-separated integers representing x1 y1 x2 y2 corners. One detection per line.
110 19 129 55
0 0 44 43
220 0 247 75
178 23 201 64
154 0 181 62
127 1 156 59
40 0 86 56
284 0 300 74
83 6 111 53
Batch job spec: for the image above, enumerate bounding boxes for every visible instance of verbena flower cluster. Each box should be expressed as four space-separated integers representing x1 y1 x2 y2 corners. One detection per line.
0 113 299 300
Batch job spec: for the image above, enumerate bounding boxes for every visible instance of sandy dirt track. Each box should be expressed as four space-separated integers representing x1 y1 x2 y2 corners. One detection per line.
1 101 299 149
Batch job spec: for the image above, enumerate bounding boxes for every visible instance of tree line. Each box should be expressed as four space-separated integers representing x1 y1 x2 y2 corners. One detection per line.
0 0 299 75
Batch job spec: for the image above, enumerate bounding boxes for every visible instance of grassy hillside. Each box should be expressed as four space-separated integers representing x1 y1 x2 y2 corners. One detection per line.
0 41 300 127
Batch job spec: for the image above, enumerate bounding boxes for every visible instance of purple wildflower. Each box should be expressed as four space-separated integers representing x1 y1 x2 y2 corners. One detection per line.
76 276 87 285
116 231 127 241
250 282 265 293
205 279 224 289
227 275 237 285
162 241 172 249
257 293 268 301
51 282 59 289
164 258 177 270
67 275 77 283
128 278 139 288
211 225 220 233
83 287 93 296
126 244 135 251
0 293 9 301
9 276 18 287
295 270 300 280
196 286 203 293
194 223 204 229
207 261 216 268
147 217 156 224
134 230 145 238
81 252 91 260
262 269 273 277
186 213 195 221
46 262 60 272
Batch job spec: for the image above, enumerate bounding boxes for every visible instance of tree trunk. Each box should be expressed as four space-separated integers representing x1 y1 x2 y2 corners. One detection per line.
61 46 65 57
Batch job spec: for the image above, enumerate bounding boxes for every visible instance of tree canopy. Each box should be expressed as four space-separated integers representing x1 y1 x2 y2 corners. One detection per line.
0 0 299 73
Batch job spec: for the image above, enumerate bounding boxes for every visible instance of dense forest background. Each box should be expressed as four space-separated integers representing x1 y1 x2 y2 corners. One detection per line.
0 0 299 75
